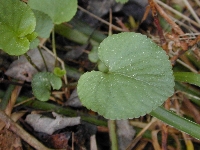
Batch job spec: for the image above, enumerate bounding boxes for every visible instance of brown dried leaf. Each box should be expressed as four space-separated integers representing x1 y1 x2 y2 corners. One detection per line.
5 49 55 82
25 112 80 135
0 128 22 150
65 88 82 107
47 132 71 149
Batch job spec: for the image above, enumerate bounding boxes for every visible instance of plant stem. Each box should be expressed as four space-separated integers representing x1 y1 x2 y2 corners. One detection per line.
37 47 48 71
52 27 58 67
150 106 200 140
108 120 118 150
24 53 41 72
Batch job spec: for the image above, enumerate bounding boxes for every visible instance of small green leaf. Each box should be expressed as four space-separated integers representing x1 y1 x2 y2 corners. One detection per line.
26 32 38 42
28 0 77 24
77 32 175 119
174 72 200 87
53 67 66 77
32 9 54 38
0 0 36 55
32 72 62 101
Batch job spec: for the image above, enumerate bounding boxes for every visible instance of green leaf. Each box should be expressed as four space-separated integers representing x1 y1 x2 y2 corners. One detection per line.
98 60 109 73
53 67 66 77
29 38 40 49
28 0 77 24
174 72 200 87
115 0 129 4
77 32 175 119
32 72 62 101
26 32 38 42
151 106 200 140
0 0 36 55
32 9 54 38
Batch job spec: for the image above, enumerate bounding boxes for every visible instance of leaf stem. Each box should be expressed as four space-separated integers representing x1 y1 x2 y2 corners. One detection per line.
52 27 58 67
108 120 118 150
150 106 200 140
37 47 48 71
24 53 41 72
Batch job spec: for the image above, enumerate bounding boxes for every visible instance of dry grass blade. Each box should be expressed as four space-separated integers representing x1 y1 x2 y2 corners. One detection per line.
155 0 200 28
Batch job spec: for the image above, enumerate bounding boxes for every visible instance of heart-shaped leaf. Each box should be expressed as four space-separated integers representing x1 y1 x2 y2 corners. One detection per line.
32 72 62 101
77 32 175 119
28 0 77 24
0 0 36 55
32 9 54 38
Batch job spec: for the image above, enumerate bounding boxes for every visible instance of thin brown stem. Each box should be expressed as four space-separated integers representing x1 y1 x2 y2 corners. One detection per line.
78 6 124 32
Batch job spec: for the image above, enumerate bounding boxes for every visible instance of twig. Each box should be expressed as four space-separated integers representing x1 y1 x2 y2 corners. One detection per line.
5 82 23 116
149 0 166 45
109 9 112 36
78 6 124 32
115 17 129 31
170 16 199 33
183 96 200 124
194 0 200 7
0 110 52 150
154 0 200 28
182 0 200 24
154 0 184 35
169 53 198 73
126 118 157 150
14 97 35 107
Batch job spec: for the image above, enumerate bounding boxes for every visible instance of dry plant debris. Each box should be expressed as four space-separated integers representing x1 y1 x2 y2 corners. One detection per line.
0 0 200 149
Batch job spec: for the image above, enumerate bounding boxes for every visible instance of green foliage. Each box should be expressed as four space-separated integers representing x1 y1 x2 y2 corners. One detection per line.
32 72 62 101
151 106 200 140
26 32 38 42
2 0 200 141
32 9 54 38
28 0 78 24
115 0 129 4
77 32 175 119
53 67 66 77
0 0 36 55
174 72 200 87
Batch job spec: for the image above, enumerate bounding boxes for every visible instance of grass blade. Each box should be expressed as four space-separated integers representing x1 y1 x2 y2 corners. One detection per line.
150 106 200 140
